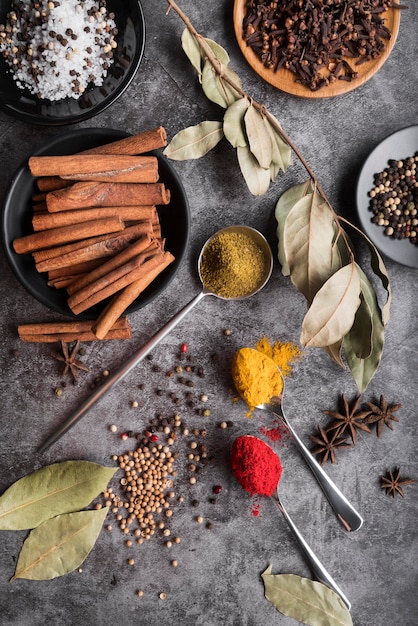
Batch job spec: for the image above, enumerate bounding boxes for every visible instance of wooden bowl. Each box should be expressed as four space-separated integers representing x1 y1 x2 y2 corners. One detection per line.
233 0 401 98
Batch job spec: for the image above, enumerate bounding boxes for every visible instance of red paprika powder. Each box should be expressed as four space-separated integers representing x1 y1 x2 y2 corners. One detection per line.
230 435 282 497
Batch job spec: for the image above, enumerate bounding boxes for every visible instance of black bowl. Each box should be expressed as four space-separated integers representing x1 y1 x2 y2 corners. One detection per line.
0 0 145 125
1 128 190 318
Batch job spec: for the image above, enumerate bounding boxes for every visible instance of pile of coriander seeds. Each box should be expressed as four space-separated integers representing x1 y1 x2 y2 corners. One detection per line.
99 344 229 597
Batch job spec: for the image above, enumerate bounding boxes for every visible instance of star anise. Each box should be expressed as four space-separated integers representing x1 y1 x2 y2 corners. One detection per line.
324 394 371 445
380 467 416 498
363 395 401 437
52 341 90 381
310 424 351 465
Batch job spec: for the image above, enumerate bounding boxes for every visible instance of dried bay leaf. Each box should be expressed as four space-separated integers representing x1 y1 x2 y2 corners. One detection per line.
244 105 272 169
11 508 108 581
275 180 313 275
223 97 249 148
343 265 385 391
203 38 230 65
201 61 241 108
264 114 292 172
163 121 223 161
341 218 391 326
284 192 336 304
262 565 353 626
0 461 116 531
300 263 361 348
237 144 271 196
181 28 203 78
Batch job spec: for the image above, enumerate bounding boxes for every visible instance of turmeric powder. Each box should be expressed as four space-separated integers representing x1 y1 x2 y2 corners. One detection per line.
255 336 302 377
232 348 284 410
231 338 302 413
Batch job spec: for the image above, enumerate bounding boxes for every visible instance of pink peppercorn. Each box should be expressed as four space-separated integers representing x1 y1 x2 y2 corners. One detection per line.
120 433 128 440
150 434 158 442
180 343 188 353
213 485 222 495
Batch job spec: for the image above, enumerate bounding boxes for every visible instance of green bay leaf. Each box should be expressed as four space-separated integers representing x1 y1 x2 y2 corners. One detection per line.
244 105 272 169
262 565 353 626
223 97 249 148
237 144 271 196
300 262 361 348
11 508 108 581
275 180 313 275
0 461 116 531
163 121 224 161
284 191 336 304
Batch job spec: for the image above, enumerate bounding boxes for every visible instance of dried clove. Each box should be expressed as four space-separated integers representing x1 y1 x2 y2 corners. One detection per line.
242 0 407 91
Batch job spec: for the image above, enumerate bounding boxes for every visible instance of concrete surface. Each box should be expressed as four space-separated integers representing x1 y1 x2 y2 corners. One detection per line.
0 1 417 625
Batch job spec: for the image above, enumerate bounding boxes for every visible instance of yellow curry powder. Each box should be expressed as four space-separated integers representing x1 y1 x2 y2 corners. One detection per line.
231 338 302 413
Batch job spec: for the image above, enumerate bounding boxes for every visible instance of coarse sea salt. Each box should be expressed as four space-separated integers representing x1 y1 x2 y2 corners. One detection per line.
0 0 117 101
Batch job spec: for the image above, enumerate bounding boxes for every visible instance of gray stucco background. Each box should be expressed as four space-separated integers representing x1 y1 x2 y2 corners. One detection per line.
0 1 417 625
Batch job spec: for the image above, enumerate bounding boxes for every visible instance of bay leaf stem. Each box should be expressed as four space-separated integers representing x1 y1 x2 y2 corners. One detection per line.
164 0 353 259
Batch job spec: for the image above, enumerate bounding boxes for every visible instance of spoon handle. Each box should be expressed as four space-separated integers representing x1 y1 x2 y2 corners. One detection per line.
269 402 363 532
271 493 351 611
38 290 207 454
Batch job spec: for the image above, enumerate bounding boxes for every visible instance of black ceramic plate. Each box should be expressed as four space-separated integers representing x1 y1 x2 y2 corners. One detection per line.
356 125 418 269
0 0 145 125
1 128 190 318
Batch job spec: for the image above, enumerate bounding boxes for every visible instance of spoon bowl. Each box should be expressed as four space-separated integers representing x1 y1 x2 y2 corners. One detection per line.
39 226 273 453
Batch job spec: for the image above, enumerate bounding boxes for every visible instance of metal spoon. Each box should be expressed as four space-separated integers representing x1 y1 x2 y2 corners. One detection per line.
255 365 363 532
38 225 273 453
271 487 351 610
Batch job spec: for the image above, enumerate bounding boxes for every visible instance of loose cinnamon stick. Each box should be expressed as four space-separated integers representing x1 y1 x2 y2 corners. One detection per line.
32 224 148 264
18 317 132 342
68 248 163 315
29 154 159 183
46 181 170 212
67 236 159 295
13 216 125 255
80 126 167 156
93 251 175 340
32 206 157 231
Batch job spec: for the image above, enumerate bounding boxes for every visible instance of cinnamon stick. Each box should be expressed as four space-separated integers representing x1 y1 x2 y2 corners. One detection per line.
80 126 167 156
37 177 71 192
29 154 159 183
67 236 159 295
32 206 157 231
48 259 104 280
46 181 170 212
18 317 132 342
13 216 125 255
32 224 148 264
93 251 175 340
68 248 163 315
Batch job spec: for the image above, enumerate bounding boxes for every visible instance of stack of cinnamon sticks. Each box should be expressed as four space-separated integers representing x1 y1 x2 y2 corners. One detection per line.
14 127 176 343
